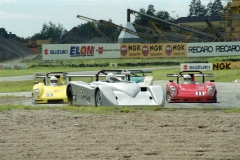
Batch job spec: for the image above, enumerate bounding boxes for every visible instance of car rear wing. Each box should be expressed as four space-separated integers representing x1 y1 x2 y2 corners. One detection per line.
166 73 214 77
116 70 152 76
65 74 125 82
35 72 67 79
34 72 68 85
193 73 214 77
166 74 180 77
34 73 47 79
167 73 214 83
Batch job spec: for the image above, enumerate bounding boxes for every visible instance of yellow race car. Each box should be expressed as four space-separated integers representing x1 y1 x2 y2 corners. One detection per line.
32 72 69 104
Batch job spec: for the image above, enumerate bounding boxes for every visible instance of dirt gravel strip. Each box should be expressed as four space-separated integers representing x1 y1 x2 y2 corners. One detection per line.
0 108 240 160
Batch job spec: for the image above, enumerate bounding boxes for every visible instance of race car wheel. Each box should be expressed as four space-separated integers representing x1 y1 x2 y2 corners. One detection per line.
67 86 73 106
32 93 36 105
166 92 171 103
95 89 101 107
213 92 217 103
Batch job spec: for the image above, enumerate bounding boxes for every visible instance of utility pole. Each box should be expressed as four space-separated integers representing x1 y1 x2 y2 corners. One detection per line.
172 11 176 19
115 28 116 43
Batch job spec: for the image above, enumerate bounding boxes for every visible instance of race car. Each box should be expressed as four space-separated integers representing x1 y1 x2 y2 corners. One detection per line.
32 72 69 104
66 69 165 107
117 69 153 87
166 70 217 103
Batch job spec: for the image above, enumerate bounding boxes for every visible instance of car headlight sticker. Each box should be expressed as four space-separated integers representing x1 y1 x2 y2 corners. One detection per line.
208 86 215 95
34 88 40 97
170 86 177 96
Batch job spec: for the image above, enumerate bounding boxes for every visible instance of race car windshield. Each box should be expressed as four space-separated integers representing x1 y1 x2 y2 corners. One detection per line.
110 77 119 81
51 80 58 83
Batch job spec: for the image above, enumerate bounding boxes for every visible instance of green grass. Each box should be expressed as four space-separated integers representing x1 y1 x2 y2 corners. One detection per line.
0 105 50 112
0 66 101 77
0 80 34 92
2 56 240 77
222 108 240 113
1 105 240 113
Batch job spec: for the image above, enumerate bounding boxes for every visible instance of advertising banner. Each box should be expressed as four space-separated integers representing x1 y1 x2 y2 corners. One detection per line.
120 43 187 58
16 63 28 69
187 42 240 57
42 44 120 60
0 63 27 69
212 62 240 70
180 63 213 71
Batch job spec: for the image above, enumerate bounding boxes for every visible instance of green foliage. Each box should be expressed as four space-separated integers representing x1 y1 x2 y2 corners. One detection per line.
189 0 206 16
189 0 224 16
77 19 121 43
0 28 9 38
155 11 172 31
31 21 67 43
133 5 174 32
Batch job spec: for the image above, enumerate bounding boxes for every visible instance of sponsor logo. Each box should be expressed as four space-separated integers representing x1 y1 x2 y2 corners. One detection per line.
183 64 188 70
129 53 141 56
213 63 231 70
173 52 185 55
128 45 141 51
182 64 211 70
188 46 213 53
50 50 68 54
96 47 104 54
96 47 116 54
149 45 162 51
173 45 185 51
189 65 210 70
142 45 149 56
165 45 172 55
44 49 48 55
216 45 240 52
70 46 94 57
120 45 127 56
150 53 162 56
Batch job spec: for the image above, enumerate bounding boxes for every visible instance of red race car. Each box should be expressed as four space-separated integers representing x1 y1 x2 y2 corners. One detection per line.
166 70 217 103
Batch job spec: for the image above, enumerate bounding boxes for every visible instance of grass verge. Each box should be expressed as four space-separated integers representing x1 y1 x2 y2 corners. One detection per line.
0 105 240 113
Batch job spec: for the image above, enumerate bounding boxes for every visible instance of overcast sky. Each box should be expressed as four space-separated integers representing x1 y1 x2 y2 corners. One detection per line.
0 0 230 38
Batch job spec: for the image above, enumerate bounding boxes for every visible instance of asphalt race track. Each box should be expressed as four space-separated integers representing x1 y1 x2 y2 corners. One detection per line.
0 78 239 108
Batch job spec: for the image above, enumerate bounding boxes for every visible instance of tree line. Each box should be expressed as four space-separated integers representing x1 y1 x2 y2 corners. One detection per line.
0 0 229 44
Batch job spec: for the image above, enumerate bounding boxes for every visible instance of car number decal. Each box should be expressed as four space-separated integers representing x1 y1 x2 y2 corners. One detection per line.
46 93 54 97
196 91 205 95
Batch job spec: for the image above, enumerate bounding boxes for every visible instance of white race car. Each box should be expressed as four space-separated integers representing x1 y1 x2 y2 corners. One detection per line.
66 70 165 107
